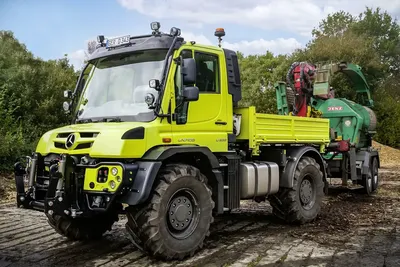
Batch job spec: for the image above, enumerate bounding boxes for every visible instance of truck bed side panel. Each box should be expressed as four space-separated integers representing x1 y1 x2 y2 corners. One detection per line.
234 106 330 149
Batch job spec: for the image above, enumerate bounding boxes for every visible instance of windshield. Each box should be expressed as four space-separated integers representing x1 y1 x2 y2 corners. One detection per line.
75 49 167 122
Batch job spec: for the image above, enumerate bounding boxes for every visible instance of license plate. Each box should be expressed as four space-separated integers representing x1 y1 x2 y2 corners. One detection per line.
106 35 131 48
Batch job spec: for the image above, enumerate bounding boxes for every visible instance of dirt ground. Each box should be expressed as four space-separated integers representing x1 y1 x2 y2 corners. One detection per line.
0 143 399 267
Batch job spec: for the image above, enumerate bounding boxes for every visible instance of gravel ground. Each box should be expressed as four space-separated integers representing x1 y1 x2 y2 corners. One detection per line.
0 165 399 267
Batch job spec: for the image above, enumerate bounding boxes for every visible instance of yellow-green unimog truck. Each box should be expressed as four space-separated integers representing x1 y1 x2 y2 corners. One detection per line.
14 23 331 260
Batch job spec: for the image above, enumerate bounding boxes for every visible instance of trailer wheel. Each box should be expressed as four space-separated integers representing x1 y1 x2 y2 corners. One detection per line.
361 157 378 195
125 164 214 260
46 206 120 240
371 157 379 192
269 156 324 224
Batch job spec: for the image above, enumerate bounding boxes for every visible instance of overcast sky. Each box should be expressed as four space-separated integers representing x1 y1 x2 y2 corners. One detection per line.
1 0 399 69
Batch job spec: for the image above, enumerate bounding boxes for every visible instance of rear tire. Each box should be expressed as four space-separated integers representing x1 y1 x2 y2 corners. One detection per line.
46 207 120 240
269 156 324 224
125 164 214 260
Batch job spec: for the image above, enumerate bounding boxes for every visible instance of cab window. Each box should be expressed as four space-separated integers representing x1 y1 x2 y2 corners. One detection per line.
194 52 219 93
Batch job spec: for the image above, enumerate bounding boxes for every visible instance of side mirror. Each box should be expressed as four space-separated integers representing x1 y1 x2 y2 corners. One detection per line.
182 86 199 102
181 58 196 85
64 90 73 98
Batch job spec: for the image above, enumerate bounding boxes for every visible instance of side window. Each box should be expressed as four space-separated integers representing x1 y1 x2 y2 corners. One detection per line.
174 50 193 124
195 52 219 93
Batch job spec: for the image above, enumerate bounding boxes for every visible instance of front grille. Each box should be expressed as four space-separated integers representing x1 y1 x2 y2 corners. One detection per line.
54 142 93 150
54 132 99 150
57 132 99 138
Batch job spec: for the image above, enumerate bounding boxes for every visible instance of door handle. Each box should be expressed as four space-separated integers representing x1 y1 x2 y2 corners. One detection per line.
215 121 227 125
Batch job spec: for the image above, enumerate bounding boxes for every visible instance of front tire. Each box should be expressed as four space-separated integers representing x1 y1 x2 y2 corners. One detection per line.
269 156 324 224
46 207 120 241
125 164 214 260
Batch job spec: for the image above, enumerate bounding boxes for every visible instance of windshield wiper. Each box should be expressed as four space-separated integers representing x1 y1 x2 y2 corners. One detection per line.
98 117 123 122
76 118 93 124
76 117 122 123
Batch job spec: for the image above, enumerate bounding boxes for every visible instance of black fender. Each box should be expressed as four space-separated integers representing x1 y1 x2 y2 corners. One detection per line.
280 146 328 192
118 161 162 206
355 149 380 177
119 146 223 208
142 145 221 168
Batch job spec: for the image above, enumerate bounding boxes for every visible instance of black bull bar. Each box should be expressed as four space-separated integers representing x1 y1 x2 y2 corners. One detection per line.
13 153 139 218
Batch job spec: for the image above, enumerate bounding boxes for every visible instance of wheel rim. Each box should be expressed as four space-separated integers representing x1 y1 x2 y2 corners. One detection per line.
299 175 316 210
166 188 200 240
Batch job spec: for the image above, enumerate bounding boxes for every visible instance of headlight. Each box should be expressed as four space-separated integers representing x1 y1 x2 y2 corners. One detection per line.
111 167 118 176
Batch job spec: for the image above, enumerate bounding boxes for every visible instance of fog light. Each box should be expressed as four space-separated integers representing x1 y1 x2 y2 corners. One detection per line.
109 180 116 189
111 167 118 176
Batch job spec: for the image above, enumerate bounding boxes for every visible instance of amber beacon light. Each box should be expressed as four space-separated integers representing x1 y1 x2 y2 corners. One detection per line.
214 28 225 47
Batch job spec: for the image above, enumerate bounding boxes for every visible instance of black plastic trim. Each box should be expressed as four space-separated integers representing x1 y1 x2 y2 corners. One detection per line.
121 127 145 139
88 34 179 61
280 146 327 189
223 48 242 106
119 161 162 206
142 145 220 168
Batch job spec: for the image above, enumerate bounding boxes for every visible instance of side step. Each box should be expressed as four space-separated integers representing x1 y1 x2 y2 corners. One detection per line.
218 155 241 212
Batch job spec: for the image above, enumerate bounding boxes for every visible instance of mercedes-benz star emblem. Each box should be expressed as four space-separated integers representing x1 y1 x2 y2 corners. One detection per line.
65 133 76 149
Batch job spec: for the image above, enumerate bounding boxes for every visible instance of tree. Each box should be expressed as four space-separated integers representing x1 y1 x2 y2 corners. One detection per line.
312 11 355 38
238 51 290 113
0 31 76 170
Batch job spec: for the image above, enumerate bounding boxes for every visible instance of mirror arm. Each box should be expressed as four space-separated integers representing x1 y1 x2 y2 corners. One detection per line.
153 109 170 118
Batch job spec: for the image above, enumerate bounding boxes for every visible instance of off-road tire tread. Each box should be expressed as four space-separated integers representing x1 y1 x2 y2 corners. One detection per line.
46 208 119 241
126 164 214 261
268 156 324 224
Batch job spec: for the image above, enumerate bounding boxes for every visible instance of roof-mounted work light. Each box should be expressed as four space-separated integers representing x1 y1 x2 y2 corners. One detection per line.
170 27 181 37
97 35 105 44
151 22 161 34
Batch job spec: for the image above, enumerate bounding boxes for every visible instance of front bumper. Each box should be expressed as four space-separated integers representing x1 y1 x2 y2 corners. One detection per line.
14 153 139 218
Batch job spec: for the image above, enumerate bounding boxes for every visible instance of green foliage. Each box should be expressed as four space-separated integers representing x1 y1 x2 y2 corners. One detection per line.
238 51 291 113
0 31 76 171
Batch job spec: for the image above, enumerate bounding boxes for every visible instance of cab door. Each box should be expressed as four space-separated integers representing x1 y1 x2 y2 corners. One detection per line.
171 47 229 152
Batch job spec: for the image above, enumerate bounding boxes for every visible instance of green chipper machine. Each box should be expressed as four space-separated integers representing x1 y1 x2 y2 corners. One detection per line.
275 61 379 194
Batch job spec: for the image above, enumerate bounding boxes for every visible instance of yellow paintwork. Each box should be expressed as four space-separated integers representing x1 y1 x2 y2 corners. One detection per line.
168 43 231 152
35 42 331 162
36 121 172 158
235 106 330 155
83 165 123 192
